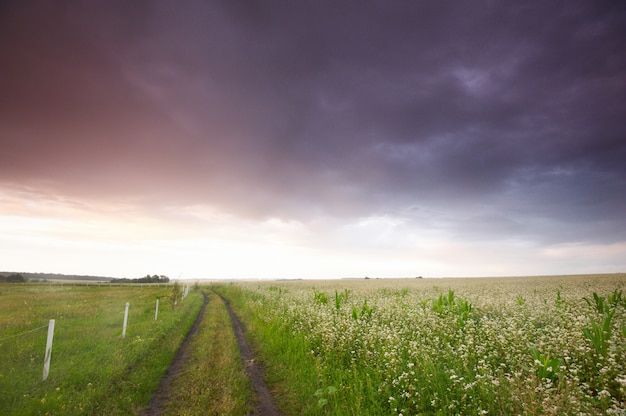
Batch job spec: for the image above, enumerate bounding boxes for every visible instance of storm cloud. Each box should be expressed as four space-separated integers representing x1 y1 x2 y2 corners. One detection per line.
1 1 625 277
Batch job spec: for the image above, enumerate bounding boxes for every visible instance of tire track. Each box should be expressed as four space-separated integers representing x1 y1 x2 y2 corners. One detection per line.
142 292 208 416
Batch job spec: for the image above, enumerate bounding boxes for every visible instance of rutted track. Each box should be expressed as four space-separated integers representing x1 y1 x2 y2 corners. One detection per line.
142 290 281 416
142 292 208 416
217 292 282 416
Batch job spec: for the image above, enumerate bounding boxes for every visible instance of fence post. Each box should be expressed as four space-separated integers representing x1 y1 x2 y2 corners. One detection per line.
154 298 159 321
42 319 55 381
122 302 130 338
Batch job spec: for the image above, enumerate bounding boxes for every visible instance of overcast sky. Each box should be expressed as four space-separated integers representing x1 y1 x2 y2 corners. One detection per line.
1 1 625 279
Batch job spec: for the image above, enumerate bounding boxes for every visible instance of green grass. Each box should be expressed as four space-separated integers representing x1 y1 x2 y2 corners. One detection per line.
0 283 203 415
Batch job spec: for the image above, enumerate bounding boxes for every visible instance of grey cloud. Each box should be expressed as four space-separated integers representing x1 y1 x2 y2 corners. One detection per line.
1 1 625 245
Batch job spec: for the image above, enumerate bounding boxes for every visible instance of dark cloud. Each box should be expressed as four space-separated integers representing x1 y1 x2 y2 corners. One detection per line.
1 1 625 246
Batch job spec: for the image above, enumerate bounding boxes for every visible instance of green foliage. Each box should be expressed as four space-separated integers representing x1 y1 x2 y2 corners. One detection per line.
582 291 622 358
313 289 328 305
334 289 350 310
431 290 473 327
555 288 563 307
529 346 564 382
607 289 624 308
314 385 337 408
584 292 610 315
352 299 374 320
582 310 614 357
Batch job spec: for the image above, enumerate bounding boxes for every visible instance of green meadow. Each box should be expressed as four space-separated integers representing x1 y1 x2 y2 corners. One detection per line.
0 283 202 415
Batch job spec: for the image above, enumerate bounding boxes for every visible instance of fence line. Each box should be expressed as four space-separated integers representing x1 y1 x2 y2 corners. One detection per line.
0 324 49 342
2 286 194 384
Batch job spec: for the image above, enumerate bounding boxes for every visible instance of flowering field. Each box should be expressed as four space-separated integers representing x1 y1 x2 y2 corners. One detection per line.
218 274 626 415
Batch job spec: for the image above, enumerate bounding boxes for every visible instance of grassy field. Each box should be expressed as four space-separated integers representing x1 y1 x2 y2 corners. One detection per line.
216 274 626 415
0 283 202 415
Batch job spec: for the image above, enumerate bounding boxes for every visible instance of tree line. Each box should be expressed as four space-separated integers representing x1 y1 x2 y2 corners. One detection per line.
0 273 27 283
110 274 170 284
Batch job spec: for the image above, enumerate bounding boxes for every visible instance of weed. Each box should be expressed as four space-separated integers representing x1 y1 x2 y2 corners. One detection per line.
352 299 374 320
334 289 350 310
584 292 610 315
582 311 614 357
556 289 563 307
431 290 473 327
313 289 328 305
314 385 338 408
607 289 624 308
529 346 564 382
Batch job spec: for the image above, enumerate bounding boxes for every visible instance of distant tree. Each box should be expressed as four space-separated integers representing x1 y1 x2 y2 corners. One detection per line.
0 273 27 283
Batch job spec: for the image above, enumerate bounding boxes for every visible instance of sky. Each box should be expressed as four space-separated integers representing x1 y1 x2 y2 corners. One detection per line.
1 1 625 279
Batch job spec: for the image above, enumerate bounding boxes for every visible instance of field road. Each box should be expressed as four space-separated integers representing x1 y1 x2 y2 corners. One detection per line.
142 290 281 416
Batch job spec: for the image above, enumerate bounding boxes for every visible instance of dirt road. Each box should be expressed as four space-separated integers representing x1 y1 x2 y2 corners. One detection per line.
142 291 281 416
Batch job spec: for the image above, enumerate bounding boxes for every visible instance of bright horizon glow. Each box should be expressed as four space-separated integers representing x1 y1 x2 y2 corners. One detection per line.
2 188 624 280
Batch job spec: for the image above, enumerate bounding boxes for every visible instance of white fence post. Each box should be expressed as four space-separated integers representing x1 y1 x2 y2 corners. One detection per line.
154 298 159 321
122 302 130 338
42 319 55 381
